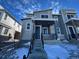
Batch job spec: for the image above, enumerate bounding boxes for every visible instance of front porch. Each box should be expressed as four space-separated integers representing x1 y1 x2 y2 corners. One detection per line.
66 19 79 40
33 20 56 40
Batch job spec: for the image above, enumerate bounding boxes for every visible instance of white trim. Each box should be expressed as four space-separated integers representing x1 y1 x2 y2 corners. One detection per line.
35 25 41 40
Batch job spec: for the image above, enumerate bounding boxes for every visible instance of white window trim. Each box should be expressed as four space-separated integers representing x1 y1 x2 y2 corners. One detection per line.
40 14 48 18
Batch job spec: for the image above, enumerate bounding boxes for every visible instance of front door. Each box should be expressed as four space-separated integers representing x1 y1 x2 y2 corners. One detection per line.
35 25 41 39
68 26 76 38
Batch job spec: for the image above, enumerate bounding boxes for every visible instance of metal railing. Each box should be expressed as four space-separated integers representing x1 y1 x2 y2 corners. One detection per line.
26 33 44 58
27 33 35 58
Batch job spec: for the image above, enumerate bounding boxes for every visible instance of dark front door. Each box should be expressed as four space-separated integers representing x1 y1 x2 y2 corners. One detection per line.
35 26 41 39
69 27 76 38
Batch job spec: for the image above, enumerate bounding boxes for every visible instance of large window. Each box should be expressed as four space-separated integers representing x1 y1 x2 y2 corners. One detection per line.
0 12 3 21
4 28 9 34
67 14 75 19
42 27 48 34
41 15 48 18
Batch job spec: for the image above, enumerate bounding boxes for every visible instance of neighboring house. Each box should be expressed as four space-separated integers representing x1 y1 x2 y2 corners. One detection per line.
59 9 79 40
21 9 79 41
0 5 22 42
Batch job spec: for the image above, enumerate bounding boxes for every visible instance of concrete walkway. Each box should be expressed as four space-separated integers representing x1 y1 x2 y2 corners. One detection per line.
27 39 48 59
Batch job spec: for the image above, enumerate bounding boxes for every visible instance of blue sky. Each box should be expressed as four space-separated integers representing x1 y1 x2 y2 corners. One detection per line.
0 0 79 21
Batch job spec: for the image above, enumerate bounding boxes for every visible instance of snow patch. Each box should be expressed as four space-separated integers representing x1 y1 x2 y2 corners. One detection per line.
14 48 28 59
44 44 69 59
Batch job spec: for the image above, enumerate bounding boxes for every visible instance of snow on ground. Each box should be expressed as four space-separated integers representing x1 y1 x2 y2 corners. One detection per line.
12 44 79 59
61 44 78 51
44 44 69 59
14 47 28 59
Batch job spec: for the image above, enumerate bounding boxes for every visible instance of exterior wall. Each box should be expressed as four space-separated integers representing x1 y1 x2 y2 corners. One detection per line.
34 9 52 19
21 19 33 41
58 14 68 40
59 9 79 40
0 12 21 32
0 5 22 41
50 25 55 34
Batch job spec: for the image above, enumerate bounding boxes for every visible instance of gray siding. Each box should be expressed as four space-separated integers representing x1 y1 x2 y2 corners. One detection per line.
34 10 52 18
58 15 69 40
21 19 33 41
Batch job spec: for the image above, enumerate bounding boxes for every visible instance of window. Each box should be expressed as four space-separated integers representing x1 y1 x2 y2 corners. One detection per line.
4 28 9 34
0 12 3 21
4 14 7 20
41 15 48 18
67 15 71 19
43 27 48 34
67 14 75 19
0 25 3 34
27 23 30 29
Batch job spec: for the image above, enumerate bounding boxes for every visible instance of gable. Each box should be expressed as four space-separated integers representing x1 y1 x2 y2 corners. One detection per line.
33 9 52 18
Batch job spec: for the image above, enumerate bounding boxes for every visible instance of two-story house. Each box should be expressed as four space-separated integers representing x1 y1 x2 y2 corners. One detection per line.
0 5 22 42
21 8 79 42
59 9 79 40
21 9 61 42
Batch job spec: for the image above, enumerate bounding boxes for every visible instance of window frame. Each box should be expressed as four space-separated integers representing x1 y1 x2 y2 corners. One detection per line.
0 11 3 21
0 25 3 34
41 14 48 18
42 27 48 35
4 28 9 34
27 23 30 30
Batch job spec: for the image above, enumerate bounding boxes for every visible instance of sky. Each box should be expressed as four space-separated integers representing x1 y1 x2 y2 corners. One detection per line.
0 0 79 21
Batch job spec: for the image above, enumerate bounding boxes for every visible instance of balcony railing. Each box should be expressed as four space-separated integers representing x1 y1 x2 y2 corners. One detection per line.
65 17 79 23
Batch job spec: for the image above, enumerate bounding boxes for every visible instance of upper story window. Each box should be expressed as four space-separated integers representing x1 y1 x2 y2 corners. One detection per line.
0 12 3 21
41 15 48 18
4 14 8 20
67 14 75 19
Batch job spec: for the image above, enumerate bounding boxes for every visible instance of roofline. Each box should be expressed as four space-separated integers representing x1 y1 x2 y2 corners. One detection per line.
52 14 61 16
26 13 34 15
21 18 31 21
33 9 52 13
